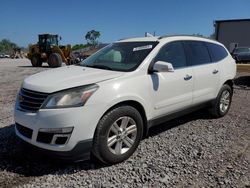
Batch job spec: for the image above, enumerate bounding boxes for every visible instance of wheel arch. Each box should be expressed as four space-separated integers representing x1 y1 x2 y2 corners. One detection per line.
223 79 234 91
95 100 149 138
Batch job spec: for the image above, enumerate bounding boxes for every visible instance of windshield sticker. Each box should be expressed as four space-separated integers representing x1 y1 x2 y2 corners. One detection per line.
133 45 153 51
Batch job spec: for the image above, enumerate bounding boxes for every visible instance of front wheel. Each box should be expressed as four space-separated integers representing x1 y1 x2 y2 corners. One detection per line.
48 53 62 68
31 54 42 67
92 106 143 164
210 84 233 118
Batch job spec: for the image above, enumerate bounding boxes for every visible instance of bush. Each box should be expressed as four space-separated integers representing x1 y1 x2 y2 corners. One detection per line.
72 44 90 51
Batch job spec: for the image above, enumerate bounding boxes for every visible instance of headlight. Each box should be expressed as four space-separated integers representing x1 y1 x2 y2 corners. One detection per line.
42 84 98 109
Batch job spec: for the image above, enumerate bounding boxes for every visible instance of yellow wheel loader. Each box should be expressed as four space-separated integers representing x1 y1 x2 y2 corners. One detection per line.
27 34 74 67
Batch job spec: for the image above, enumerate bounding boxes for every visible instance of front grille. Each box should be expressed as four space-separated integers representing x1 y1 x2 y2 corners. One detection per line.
19 88 49 112
16 123 33 139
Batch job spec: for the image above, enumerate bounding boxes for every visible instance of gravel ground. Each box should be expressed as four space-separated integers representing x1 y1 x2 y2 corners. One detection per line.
0 59 249 188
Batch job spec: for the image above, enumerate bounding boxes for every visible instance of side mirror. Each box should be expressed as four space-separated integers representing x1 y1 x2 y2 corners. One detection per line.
152 61 174 73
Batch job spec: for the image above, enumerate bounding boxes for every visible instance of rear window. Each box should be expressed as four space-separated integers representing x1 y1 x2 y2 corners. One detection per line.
184 41 211 66
206 42 228 62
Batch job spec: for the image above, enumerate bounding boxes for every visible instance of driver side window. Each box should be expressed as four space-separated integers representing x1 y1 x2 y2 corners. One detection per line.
155 41 187 69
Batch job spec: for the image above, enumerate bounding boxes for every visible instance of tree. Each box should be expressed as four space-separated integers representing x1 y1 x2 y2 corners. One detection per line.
0 39 19 54
85 30 101 46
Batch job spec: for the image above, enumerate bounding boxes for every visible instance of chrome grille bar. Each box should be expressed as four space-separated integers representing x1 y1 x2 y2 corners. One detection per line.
19 88 49 112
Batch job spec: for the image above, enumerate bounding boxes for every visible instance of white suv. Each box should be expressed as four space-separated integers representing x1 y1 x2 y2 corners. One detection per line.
14 36 236 164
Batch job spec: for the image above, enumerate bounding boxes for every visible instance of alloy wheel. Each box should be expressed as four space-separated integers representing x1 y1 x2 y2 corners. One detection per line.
219 90 230 113
107 116 137 155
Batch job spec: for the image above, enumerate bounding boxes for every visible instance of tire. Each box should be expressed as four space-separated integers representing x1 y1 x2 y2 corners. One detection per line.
48 53 62 68
210 84 233 118
31 54 42 67
92 105 143 164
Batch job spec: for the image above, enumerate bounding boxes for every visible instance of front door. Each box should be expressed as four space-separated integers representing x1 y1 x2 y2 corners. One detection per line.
149 41 193 118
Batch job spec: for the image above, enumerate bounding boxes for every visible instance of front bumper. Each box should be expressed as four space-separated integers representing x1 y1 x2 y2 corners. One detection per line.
18 135 93 161
14 100 106 159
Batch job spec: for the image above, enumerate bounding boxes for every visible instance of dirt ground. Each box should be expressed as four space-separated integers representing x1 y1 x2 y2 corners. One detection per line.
0 59 249 187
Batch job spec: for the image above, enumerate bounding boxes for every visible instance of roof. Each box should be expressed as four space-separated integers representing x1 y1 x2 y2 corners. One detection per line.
117 35 218 44
158 34 213 40
215 19 250 23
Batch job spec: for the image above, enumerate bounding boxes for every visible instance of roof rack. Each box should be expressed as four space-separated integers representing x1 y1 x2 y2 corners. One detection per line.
158 34 214 40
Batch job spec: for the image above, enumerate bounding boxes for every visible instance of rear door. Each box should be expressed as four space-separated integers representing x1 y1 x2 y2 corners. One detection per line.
183 41 220 104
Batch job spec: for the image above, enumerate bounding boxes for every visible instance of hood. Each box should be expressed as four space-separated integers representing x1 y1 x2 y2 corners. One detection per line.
23 65 124 93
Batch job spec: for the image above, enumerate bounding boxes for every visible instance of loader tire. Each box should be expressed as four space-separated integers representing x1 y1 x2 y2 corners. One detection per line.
48 53 62 68
31 54 42 67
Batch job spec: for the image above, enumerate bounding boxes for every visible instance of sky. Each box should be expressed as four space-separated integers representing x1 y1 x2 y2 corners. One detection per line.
0 0 250 47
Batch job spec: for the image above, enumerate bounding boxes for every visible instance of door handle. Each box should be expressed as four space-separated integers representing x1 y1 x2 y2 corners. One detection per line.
184 74 192 81
212 69 219 74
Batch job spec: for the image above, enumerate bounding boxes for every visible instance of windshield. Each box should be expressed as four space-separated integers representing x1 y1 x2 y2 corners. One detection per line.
79 41 158 72
234 47 250 53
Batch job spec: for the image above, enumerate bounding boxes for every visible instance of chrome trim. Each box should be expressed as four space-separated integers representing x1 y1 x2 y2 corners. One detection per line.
18 88 49 112
21 88 48 96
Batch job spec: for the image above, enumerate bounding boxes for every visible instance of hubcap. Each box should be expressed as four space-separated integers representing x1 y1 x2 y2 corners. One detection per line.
219 90 230 113
107 116 137 155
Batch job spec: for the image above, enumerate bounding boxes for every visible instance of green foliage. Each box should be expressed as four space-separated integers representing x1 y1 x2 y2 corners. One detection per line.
85 30 101 46
0 39 19 54
72 43 90 51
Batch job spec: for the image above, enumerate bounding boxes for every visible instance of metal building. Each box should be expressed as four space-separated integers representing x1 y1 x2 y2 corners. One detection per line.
214 19 250 52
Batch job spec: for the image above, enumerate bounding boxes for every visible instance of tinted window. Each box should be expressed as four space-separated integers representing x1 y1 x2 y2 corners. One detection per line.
184 41 211 66
234 47 250 53
155 41 187 68
206 42 228 62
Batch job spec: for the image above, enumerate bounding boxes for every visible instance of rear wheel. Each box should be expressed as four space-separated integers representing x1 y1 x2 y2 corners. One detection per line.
92 106 143 164
210 84 232 118
31 54 42 67
48 53 62 68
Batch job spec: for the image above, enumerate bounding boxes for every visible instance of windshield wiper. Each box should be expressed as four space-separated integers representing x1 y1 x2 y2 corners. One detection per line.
85 65 113 70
